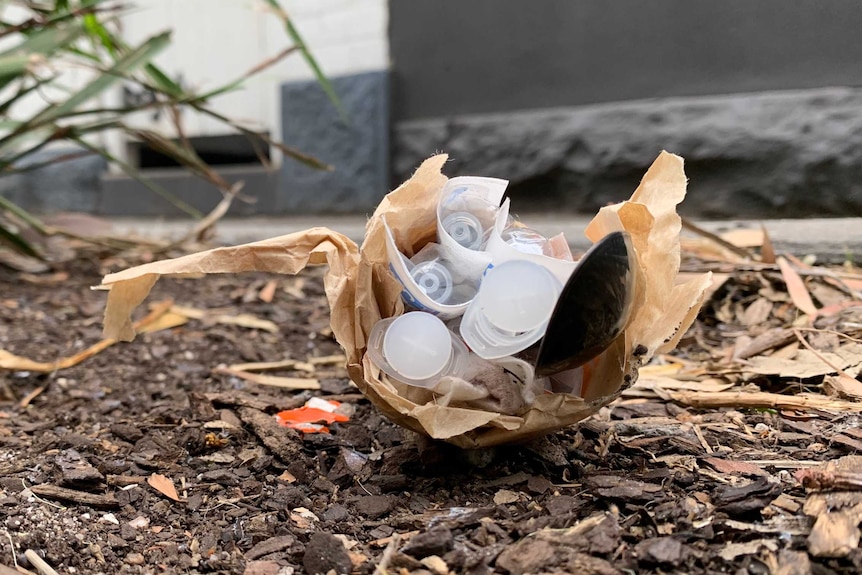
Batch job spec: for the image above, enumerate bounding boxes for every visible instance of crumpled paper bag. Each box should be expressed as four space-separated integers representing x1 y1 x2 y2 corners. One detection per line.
98 151 712 448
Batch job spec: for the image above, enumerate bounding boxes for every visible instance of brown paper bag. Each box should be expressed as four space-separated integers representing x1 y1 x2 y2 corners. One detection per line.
99 151 712 448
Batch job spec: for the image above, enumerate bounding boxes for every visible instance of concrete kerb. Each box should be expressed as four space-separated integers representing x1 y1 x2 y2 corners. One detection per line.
109 216 862 265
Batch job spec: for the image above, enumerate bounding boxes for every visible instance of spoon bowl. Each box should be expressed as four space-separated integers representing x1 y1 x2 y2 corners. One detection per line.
534 231 637 377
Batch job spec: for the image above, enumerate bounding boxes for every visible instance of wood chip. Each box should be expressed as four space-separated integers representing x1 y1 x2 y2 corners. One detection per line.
28 484 118 508
702 457 768 477
719 539 777 561
794 455 862 491
493 489 520 505
237 407 305 463
205 390 309 412
718 517 810 536
808 511 862 557
370 531 418 548
770 493 802 514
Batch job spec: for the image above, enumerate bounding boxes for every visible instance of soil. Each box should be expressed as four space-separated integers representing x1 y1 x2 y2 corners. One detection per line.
1 255 861 575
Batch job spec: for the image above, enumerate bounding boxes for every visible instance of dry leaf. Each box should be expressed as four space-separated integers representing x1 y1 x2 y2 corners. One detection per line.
677 272 729 304
760 224 776 264
628 377 734 394
213 366 320 390
681 237 747 264
745 347 862 379
170 305 278 333
720 229 764 249
777 257 818 317
225 359 312 372
638 363 684 377
147 473 181 502
18 271 69 285
493 489 520 505
740 298 773 327
420 555 449 575
283 277 305 299
349 551 369 567
823 374 862 400
735 328 796 359
0 300 183 373
258 279 278 303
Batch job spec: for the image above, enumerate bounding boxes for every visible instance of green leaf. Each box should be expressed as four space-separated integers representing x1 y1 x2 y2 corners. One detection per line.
181 45 298 105
82 12 118 57
181 78 244 104
0 194 47 236
0 54 30 89
191 105 332 171
0 21 88 59
143 63 184 98
261 0 346 121
128 128 233 192
30 31 172 124
0 219 41 259
1 118 123 172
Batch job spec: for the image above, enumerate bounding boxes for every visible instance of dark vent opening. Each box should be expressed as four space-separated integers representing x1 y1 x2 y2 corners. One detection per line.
131 133 270 169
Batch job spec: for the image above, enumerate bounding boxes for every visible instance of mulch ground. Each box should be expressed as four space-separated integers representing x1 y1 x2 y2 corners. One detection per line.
1 241 861 575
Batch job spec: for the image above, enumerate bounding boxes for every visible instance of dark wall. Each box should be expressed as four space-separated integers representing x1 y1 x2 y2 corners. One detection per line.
389 0 862 121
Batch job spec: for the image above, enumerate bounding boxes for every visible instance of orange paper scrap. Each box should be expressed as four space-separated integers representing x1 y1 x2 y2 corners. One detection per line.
277 398 350 434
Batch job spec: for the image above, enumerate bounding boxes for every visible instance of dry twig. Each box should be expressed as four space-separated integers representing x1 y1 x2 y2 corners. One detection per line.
668 390 862 412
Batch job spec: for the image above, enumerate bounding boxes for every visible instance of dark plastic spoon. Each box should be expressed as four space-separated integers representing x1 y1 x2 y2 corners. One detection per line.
534 231 636 377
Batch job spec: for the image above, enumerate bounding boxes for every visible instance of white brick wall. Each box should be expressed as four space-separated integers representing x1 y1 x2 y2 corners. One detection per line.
2 1 388 167
113 0 389 164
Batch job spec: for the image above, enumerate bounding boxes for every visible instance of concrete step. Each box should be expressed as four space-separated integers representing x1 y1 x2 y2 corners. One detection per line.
110 215 862 264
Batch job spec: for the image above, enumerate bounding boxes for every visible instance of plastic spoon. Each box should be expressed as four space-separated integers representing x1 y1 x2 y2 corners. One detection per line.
534 231 637 377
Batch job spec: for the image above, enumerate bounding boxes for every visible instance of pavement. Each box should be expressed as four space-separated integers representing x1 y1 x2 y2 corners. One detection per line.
110 215 862 264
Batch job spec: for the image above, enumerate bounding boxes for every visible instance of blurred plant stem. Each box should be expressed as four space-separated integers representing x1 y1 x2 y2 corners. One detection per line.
0 0 337 265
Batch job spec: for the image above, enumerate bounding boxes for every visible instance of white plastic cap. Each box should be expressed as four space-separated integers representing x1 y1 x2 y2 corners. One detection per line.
384 312 452 380
366 312 472 388
501 226 553 257
409 260 454 304
442 212 484 250
460 260 563 359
